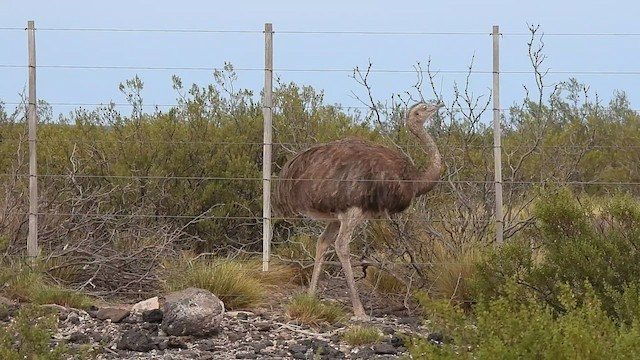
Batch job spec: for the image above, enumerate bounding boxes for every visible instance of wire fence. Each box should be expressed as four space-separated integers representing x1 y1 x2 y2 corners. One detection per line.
0 23 638 297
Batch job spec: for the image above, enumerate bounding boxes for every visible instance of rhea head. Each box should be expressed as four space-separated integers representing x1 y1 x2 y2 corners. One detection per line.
406 100 445 127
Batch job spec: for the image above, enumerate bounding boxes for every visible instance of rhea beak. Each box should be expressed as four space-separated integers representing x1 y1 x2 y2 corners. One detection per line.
435 101 445 109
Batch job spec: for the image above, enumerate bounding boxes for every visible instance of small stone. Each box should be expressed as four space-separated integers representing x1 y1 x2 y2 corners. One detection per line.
66 312 80 325
227 332 244 342
0 304 18 322
398 317 420 326
116 328 155 352
235 352 258 359
91 331 112 344
309 339 344 359
139 323 159 338
142 309 163 323
292 353 308 360
96 307 130 323
237 312 249 320
157 338 168 351
352 347 376 359
427 332 444 344
164 336 187 349
0 296 16 307
381 326 395 335
390 334 405 347
198 339 218 352
250 340 270 352
373 343 397 355
68 331 91 344
255 322 272 331
131 296 159 313
288 344 308 354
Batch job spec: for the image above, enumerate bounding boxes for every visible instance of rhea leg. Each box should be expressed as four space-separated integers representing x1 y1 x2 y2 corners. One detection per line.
335 208 367 320
308 221 340 295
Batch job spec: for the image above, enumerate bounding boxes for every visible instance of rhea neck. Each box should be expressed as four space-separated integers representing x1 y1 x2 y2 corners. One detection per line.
406 111 442 195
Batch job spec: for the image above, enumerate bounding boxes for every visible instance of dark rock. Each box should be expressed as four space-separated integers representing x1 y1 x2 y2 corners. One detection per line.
68 331 91 344
390 334 405 347
140 322 159 334
381 326 395 335
96 307 130 323
161 287 225 337
167 336 188 349
91 331 112 344
227 331 244 342
198 339 219 352
142 309 163 323
235 352 258 359
66 312 80 325
116 328 156 352
250 340 271 352
352 347 376 359
373 343 397 355
0 304 17 322
289 342 310 360
87 309 98 319
428 332 444 344
398 317 420 326
178 350 201 358
156 338 168 351
306 339 344 359
236 312 249 320
254 321 272 332
292 353 308 360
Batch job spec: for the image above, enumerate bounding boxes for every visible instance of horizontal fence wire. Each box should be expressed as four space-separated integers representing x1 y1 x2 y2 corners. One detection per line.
4 213 501 223
2 64 639 75
8 102 637 112
2 138 639 149
0 173 637 185
4 26 640 36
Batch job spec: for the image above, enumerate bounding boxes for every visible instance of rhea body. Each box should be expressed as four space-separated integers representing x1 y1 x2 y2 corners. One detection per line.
273 101 444 320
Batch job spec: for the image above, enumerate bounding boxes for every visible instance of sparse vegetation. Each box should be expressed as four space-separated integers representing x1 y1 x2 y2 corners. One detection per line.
0 305 95 359
0 257 94 308
286 294 347 326
426 241 482 308
365 266 408 295
342 325 383 346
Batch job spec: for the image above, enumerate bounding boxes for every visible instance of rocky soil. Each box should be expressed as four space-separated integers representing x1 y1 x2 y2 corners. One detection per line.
5 278 438 359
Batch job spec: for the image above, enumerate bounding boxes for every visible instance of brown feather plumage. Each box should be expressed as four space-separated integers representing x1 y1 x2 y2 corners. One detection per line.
271 101 444 320
274 137 421 218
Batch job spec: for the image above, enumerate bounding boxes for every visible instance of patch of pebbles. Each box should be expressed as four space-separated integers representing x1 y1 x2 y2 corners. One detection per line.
53 307 428 359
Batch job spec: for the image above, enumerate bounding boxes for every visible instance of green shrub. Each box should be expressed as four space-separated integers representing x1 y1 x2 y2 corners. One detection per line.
0 305 95 359
407 282 640 359
473 189 640 321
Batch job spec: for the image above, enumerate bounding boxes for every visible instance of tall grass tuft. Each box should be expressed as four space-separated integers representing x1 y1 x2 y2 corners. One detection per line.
164 257 266 310
286 294 347 326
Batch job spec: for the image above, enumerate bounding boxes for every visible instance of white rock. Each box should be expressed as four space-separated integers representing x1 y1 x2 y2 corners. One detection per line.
131 296 159 313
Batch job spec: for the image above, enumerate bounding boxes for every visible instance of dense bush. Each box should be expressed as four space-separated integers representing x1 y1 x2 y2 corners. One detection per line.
408 283 640 359
406 189 640 358
474 188 640 321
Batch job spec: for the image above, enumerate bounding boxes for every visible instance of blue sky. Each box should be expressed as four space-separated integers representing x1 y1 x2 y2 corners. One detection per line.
1 0 639 121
